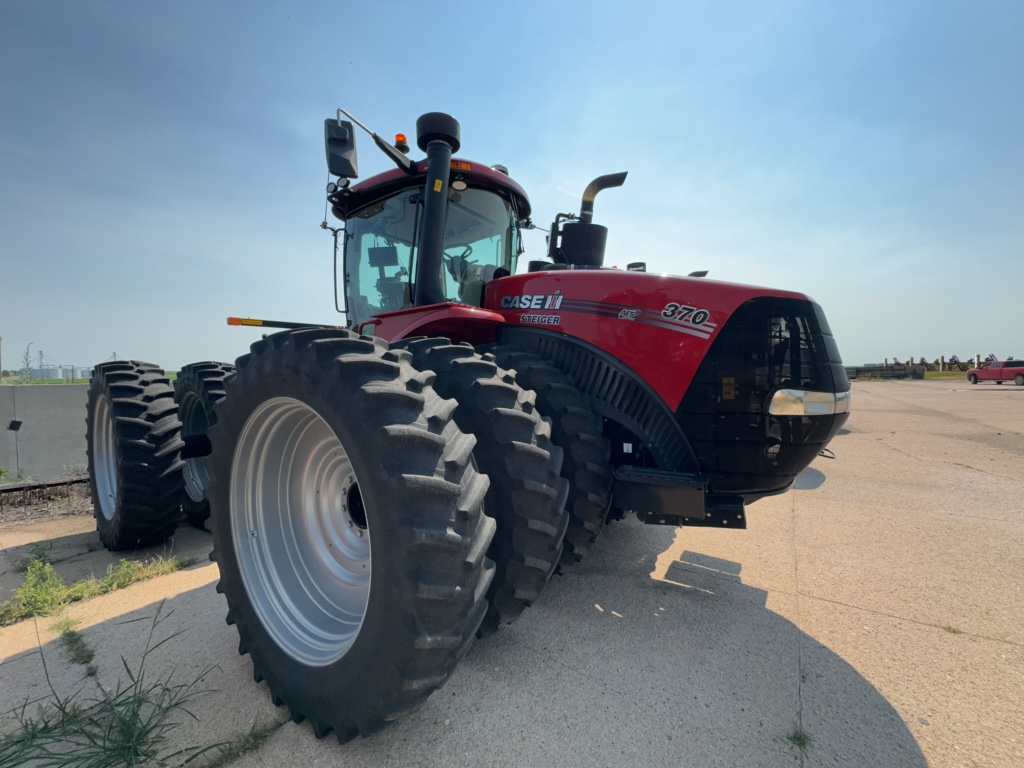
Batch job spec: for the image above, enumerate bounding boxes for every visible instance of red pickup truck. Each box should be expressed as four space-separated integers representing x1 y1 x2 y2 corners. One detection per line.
967 360 1024 386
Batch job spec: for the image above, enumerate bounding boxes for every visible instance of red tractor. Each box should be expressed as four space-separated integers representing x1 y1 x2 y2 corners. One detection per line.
85 109 850 742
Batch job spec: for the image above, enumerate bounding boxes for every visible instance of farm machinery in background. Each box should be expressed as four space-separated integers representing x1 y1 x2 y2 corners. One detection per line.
85 109 850 742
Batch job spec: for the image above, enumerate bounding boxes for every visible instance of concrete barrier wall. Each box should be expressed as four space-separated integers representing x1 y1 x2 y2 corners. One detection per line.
0 385 88 482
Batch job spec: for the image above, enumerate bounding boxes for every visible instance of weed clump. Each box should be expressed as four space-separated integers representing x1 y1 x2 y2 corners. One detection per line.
786 725 812 753
0 556 196 627
0 603 218 768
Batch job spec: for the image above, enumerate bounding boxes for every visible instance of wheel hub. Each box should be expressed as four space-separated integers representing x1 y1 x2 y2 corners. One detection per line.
230 397 371 666
179 393 211 503
93 394 118 521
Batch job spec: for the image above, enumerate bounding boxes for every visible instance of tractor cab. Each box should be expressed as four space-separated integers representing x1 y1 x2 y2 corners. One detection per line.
339 173 526 328
325 111 530 330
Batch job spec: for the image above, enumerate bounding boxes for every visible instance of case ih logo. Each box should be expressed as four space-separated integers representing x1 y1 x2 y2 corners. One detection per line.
617 309 640 320
501 292 564 310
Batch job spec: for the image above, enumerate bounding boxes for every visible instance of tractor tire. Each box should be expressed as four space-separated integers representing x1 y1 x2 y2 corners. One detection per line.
968 374 978 385
173 361 235 529
482 345 614 567
1016 374 1024 386
85 361 185 551
393 338 569 634
207 329 495 742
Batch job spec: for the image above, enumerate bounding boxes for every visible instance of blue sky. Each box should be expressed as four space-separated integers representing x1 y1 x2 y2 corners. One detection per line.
1 1 1021 371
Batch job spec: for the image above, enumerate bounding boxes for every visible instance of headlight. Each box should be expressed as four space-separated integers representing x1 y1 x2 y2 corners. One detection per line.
834 390 851 414
768 389 851 417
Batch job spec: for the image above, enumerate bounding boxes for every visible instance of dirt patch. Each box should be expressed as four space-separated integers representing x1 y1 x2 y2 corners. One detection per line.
0 482 93 526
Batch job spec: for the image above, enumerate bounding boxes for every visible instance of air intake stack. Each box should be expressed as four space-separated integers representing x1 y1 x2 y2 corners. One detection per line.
549 172 627 267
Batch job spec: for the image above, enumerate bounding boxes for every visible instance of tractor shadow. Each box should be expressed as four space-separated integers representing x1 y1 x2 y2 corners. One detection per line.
336 520 928 766
793 466 826 490
1 519 928 766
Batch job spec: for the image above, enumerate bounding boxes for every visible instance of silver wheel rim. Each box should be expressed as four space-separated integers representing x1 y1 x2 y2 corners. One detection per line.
231 397 371 666
179 392 211 503
94 394 118 521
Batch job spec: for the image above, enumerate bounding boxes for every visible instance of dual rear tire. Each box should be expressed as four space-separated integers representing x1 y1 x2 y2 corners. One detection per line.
483 346 614 567
85 359 237 550
391 339 570 633
86 362 186 551
174 362 235 528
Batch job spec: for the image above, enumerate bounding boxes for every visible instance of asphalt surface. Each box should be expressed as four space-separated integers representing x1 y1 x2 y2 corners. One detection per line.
1 379 1021 767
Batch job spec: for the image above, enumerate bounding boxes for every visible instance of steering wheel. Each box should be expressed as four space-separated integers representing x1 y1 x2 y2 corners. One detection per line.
443 245 476 282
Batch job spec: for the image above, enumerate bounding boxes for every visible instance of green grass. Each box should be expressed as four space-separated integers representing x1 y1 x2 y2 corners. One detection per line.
52 617 96 667
855 370 970 382
0 467 28 485
50 616 80 635
0 378 91 386
15 543 52 572
786 726 812 753
196 720 286 768
0 556 197 627
0 600 285 766
61 628 96 666
0 602 219 768
924 371 969 380
2 373 176 386
943 624 964 635
0 465 26 484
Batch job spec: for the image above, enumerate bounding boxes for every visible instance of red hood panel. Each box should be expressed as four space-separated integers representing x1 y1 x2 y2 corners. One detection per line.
485 270 808 410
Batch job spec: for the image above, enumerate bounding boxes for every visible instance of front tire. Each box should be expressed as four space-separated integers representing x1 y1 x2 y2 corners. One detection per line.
86 361 184 550
173 361 235 528
208 329 495 741
968 374 978 385
393 339 569 634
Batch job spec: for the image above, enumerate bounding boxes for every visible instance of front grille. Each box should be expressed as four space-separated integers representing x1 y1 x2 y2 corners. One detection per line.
677 297 848 496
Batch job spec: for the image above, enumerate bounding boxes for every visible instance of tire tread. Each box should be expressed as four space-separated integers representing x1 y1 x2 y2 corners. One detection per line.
86 361 185 550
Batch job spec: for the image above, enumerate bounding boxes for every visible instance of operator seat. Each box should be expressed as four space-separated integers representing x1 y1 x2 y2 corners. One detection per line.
458 265 498 307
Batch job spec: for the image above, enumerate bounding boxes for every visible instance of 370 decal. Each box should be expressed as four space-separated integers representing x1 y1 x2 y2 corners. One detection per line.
661 303 711 326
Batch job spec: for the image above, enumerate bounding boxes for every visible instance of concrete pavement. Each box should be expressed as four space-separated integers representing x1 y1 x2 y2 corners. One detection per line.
1 379 1021 766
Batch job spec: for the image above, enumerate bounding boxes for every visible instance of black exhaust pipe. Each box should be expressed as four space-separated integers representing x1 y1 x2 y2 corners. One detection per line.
579 171 627 224
413 112 461 307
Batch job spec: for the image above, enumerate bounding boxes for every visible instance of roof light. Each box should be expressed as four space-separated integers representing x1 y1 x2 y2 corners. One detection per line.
394 133 410 154
451 161 473 171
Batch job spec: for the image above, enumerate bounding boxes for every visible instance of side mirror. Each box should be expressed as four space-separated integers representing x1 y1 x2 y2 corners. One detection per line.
325 119 358 179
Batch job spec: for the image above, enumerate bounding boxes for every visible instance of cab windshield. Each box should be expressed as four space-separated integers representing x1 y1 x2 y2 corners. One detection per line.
343 187 520 327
